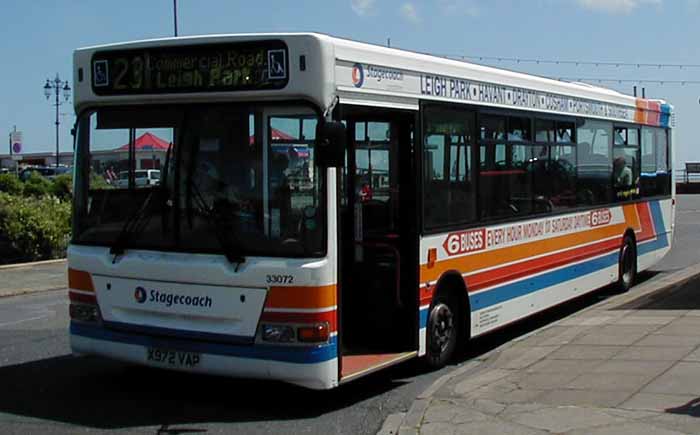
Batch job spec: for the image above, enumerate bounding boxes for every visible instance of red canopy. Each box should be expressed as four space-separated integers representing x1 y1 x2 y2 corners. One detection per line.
117 132 171 151
117 130 296 150
249 128 295 145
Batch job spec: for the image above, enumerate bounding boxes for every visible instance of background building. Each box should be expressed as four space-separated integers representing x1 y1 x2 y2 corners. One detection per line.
0 132 168 173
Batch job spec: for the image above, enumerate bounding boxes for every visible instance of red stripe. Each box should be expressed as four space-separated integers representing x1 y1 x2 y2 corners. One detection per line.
418 202 660 303
419 287 434 305
636 202 656 242
480 170 526 176
260 310 337 332
466 237 621 292
69 291 97 304
418 236 622 303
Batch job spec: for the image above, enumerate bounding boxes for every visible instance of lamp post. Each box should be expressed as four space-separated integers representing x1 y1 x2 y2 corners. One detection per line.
43 74 71 168
173 0 178 36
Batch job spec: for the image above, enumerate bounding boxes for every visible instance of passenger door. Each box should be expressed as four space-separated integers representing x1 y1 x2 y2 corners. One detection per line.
337 107 418 382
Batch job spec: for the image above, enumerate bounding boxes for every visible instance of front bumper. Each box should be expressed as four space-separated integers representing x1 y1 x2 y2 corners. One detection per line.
70 322 339 390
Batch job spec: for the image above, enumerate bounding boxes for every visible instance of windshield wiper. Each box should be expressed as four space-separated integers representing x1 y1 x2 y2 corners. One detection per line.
186 178 246 268
109 189 156 262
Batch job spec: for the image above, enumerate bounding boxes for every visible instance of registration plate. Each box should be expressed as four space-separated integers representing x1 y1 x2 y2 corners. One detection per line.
146 347 201 368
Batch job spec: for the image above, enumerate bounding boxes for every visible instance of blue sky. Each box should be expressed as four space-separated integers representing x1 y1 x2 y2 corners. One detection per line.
1 0 699 165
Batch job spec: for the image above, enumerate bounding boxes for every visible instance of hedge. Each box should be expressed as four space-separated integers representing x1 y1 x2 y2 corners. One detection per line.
0 193 71 262
0 173 23 196
0 173 73 263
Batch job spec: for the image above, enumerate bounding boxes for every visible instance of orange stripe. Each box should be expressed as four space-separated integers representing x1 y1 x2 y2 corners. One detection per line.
420 222 628 283
623 203 641 232
265 285 337 310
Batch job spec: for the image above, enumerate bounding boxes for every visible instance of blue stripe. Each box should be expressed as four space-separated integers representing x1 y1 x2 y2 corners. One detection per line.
419 307 429 328
649 200 667 234
638 200 669 255
470 251 619 311
660 104 672 128
468 200 670 312
71 322 337 364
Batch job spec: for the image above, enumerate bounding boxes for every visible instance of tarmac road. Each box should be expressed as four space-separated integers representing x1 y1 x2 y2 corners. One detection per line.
0 196 696 434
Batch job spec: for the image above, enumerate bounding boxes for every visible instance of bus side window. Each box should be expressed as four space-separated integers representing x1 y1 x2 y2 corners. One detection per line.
576 119 612 205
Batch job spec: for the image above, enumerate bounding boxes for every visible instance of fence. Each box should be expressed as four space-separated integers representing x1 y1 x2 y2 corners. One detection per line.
676 164 700 193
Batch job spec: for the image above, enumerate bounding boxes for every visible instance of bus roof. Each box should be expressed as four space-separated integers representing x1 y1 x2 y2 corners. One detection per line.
73 32 672 127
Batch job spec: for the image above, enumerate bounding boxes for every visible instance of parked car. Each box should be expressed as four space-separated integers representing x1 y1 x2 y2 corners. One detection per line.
19 166 71 181
115 169 161 188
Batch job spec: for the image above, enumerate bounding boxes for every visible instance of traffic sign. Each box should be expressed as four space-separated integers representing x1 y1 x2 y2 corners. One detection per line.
10 131 22 155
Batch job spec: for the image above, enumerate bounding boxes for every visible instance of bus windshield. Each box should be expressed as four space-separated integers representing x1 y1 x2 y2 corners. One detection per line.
72 104 325 258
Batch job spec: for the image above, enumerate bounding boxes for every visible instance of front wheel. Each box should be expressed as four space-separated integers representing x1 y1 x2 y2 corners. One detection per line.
424 294 459 369
617 235 637 292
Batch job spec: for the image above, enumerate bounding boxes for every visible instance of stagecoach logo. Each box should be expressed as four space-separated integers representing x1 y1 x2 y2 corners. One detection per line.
134 286 147 304
352 63 404 89
352 63 365 88
132 286 214 308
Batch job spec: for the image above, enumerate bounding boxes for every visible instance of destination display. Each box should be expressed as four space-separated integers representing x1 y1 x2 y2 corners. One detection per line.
92 40 289 95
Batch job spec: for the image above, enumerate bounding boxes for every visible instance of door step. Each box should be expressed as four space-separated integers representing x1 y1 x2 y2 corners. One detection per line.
340 351 417 383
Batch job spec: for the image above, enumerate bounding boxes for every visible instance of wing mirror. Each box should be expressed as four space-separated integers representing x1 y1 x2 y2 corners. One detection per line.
316 121 346 168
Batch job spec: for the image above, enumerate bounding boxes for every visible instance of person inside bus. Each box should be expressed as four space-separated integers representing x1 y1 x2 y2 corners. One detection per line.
613 155 634 199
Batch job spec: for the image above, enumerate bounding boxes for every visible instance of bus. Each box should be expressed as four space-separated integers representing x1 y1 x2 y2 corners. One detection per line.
68 33 674 390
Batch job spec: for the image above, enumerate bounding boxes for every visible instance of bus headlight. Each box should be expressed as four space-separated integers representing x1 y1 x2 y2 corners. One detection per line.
262 324 295 343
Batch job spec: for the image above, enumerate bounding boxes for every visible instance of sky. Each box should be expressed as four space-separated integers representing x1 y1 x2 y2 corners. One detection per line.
1 0 699 166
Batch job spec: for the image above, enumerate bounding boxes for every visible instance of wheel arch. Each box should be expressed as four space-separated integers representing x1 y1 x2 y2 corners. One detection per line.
617 228 638 291
623 227 638 266
432 270 471 342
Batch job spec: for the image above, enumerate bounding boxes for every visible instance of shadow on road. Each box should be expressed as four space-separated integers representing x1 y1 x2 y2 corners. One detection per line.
666 397 700 418
614 272 700 310
0 353 413 429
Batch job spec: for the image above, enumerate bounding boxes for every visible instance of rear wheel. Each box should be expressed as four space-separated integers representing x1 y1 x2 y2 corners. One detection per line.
617 235 637 292
424 293 459 369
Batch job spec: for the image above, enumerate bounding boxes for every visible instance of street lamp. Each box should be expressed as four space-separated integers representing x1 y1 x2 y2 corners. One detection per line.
43 74 71 168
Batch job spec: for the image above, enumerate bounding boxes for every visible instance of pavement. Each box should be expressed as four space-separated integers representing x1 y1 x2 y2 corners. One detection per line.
0 259 66 298
383 265 700 435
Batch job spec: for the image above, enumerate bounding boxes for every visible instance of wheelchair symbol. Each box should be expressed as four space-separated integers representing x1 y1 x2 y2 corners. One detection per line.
93 60 109 87
268 50 287 80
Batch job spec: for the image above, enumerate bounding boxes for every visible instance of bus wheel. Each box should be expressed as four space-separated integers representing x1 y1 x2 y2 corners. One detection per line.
425 293 459 369
617 235 637 292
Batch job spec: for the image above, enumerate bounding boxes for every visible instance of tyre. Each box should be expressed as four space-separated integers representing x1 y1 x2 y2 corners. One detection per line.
424 292 459 369
617 235 637 292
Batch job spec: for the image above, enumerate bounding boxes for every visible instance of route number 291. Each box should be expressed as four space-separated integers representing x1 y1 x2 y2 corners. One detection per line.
266 275 294 284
